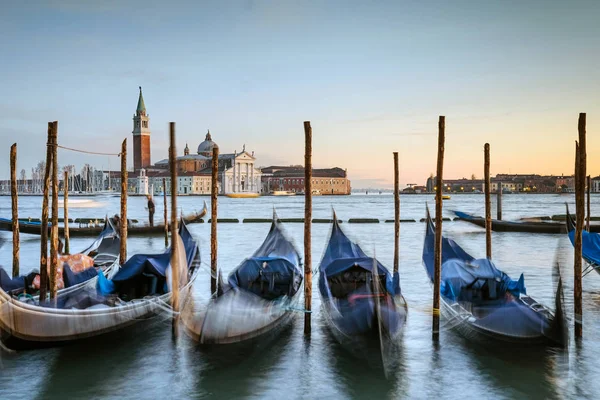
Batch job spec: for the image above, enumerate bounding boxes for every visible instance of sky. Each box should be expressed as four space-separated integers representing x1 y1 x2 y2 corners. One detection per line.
0 0 599 188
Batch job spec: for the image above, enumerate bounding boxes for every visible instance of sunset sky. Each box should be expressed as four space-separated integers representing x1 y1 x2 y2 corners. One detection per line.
1 0 598 188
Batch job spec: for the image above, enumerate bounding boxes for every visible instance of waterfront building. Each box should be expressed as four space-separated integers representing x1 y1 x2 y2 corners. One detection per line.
260 166 351 195
592 176 600 193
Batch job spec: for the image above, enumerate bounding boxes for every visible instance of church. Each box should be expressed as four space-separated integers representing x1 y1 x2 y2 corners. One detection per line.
128 87 262 195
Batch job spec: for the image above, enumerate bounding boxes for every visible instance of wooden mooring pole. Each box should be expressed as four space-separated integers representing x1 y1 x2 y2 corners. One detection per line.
49 121 59 303
210 145 219 295
484 143 492 259
163 177 168 247
64 170 70 254
574 113 586 339
304 121 313 335
393 152 400 275
586 175 591 232
120 139 128 265
433 116 445 341
497 181 502 221
39 123 53 302
10 144 19 277
169 122 180 335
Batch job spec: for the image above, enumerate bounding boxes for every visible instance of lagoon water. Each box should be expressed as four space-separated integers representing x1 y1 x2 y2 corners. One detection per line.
1 193 599 399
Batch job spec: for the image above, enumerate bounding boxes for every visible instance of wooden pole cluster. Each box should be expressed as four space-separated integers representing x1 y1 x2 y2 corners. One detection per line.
169 122 180 335
210 145 219 295
10 144 19 278
497 181 503 221
163 177 168 247
49 121 59 303
574 113 586 339
432 116 445 341
586 175 591 232
64 170 70 254
304 121 313 335
393 152 400 275
484 143 492 259
120 139 128 265
39 123 54 302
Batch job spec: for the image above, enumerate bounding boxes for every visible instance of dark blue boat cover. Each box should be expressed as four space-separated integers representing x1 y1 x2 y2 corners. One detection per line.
0 267 26 293
567 218 600 267
109 220 198 285
423 211 526 301
63 263 99 288
228 219 301 296
319 218 400 296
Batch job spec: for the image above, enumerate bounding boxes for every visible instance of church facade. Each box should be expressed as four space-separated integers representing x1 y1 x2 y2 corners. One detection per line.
130 88 261 195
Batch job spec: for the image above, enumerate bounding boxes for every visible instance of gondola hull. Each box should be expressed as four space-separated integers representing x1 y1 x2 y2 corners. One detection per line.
455 211 600 234
0 205 207 237
0 272 196 349
182 289 300 345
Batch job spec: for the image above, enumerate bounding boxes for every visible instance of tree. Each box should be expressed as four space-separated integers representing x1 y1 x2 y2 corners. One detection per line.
471 174 476 180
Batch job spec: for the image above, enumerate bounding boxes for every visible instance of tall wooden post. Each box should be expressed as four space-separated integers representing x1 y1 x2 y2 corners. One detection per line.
393 152 400 274
163 177 168 246
169 122 180 335
433 116 445 341
120 139 128 265
574 113 586 339
586 175 591 232
10 144 19 278
49 121 59 303
39 123 54 302
484 143 492 259
64 170 70 255
497 181 502 221
304 121 313 335
210 145 219 295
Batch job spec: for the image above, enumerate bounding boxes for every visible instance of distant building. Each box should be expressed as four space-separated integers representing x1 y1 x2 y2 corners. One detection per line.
261 166 351 195
592 176 600 193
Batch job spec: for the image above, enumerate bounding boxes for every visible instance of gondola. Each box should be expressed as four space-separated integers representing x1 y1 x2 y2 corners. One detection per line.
0 201 207 237
0 217 120 299
318 212 407 371
565 204 600 276
181 212 302 345
423 208 567 346
0 220 199 349
453 210 573 234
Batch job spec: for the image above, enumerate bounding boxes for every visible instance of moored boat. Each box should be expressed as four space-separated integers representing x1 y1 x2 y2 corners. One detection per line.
318 212 407 372
452 210 587 234
0 220 199 349
422 208 567 346
0 201 208 237
181 213 302 345
271 190 296 196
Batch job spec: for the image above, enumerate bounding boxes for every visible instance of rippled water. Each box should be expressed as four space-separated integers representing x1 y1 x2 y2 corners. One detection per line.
1 193 599 399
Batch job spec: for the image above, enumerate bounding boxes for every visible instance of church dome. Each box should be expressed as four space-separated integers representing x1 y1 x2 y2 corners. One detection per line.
197 130 217 155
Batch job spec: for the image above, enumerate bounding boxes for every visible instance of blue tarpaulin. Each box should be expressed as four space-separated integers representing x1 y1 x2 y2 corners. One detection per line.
0 268 26 293
228 219 302 299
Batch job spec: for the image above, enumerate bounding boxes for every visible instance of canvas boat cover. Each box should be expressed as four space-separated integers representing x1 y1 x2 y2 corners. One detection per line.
566 205 600 267
422 211 526 301
228 218 302 299
319 218 400 296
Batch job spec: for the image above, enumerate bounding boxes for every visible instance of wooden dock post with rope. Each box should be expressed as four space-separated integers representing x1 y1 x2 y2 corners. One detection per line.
304 121 313 335
10 143 19 277
64 170 70 254
120 139 127 265
169 122 180 336
39 123 53 302
484 143 492 259
433 116 445 341
49 121 59 304
163 177 168 247
210 144 219 296
574 113 586 339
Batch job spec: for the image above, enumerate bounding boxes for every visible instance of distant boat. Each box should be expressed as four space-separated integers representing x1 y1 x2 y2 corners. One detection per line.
272 190 296 196
435 194 451 200
226 192 260 199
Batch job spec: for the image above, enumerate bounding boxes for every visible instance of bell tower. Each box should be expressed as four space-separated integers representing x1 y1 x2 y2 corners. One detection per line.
133 86 151 170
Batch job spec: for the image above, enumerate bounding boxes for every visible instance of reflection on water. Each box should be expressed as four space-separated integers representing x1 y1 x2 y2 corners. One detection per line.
1 194 600 399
